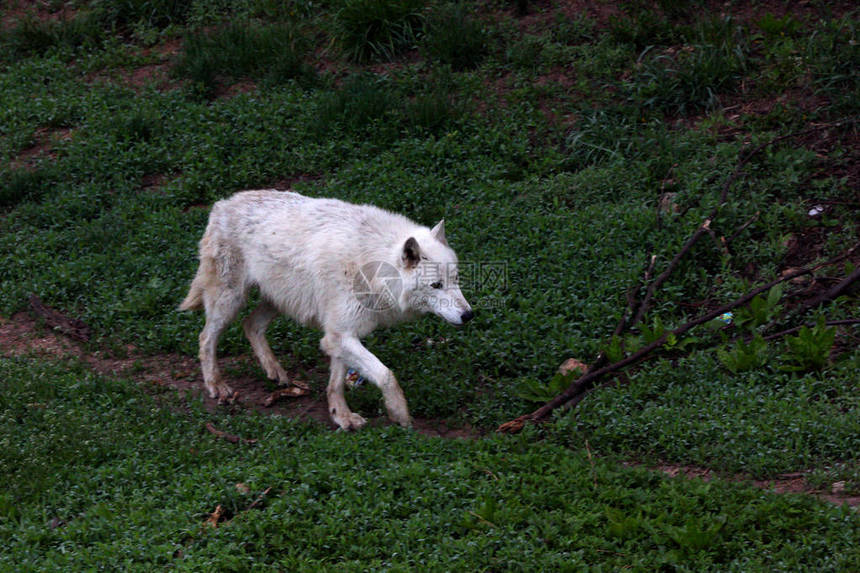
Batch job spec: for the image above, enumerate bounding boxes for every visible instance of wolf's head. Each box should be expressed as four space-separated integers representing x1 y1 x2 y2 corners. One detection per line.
399 220 474 326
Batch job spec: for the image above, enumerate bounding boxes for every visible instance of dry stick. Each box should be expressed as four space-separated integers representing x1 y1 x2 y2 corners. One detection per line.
498 121 857 435
792 263 860 318
205 422 258 445
725 211 760 246
630 121 853 329
763 319 860 342
498 263 835 433
591 254 657 373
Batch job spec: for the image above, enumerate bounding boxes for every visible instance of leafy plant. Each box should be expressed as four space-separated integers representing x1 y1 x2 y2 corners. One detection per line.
174 21 314 95
0 12 104 60
716 333 770 373
92 0 193 29
757 12 802 39
421 2 487 71
461 496 498 530
779 317 836 372
314 73 402 139
517 369 580 403
605 506 643 538
333 0 426 62
663 514 727 551
626 17 749 115
734 284 783 331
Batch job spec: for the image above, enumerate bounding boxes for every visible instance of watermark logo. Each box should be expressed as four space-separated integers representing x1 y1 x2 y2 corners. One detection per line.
352 261 402 311
351 261 508 311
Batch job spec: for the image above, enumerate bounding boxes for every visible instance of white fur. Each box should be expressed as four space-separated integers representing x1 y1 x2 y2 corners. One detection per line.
180 190 473 430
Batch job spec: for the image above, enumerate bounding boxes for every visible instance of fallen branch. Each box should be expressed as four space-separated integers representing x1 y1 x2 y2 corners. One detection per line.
205 422 258 445
245 487 272 512
631 121 854 329
499 121 858 434
498 261 850 434
29 294 92 342
792 263 860 317
205 504 225 528
263 385 311 407
762 318 860 342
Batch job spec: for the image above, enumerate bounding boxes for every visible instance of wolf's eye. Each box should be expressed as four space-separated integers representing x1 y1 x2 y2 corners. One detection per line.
430 281 443 289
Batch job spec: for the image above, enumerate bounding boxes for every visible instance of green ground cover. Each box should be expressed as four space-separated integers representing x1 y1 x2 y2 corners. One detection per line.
1 1 857 569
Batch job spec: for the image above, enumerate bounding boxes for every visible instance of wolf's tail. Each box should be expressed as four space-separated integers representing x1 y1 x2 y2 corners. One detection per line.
179 241 215 311
179 278 204 311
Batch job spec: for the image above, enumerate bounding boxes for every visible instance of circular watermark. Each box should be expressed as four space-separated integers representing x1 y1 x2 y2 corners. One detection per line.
352 261 402 311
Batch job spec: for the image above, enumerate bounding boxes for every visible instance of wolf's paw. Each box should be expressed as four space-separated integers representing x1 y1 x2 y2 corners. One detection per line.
218 390 239 405
208 382 236 404
386 403 412 429
265 364 292 386
335 412 367 432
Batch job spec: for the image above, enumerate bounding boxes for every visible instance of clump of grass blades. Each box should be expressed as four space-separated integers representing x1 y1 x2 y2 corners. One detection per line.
608 8 682 50
333 0 426 63
0 167 57 209
91 0 193 29
315 73 402 138
0 12 104 60
422 3 488 71
314 72 462 140
405 88 461 132
175 22 314 95
627 18 749 116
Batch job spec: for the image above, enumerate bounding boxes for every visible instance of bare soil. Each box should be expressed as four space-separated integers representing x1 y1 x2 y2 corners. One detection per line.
0 310 855 506
0 310 479 440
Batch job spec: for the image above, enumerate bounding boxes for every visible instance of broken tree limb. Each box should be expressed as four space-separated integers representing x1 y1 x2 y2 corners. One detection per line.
499 121 858 435
792 263 860 317
630 120 855 330
762 319 860 342
497 265 830 434
29 294 92 342
205 422 258 445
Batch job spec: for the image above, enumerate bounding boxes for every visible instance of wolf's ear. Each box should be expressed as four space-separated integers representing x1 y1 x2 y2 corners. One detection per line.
402 237 421 268
430 219 447 246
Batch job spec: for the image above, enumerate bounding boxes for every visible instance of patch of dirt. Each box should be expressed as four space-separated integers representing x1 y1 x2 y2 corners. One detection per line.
269 173 325 190
1 310 856 503
0 0 78 31
625 461 860 508
87 39 185 92
10 127 73 170
0 310 480 439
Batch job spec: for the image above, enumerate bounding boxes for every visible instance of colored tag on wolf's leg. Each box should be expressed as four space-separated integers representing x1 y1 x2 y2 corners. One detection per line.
346 368 365 389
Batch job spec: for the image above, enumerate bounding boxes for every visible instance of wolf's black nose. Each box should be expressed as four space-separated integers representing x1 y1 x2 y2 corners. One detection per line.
461 310 475 323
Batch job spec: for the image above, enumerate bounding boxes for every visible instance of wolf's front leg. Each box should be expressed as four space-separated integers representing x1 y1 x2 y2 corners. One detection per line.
326 357 367 431
320 332 412 428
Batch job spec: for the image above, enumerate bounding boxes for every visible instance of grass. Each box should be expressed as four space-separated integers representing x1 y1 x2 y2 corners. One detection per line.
1 357 858 570
332 0 427 63
421 2 488 71
174 21 315 96
0 1 858 568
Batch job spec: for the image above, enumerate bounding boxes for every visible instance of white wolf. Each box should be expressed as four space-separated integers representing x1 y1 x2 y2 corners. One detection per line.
180 190 473 430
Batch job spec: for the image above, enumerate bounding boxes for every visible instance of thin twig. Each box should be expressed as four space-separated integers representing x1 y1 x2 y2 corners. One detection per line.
205 422 258 445
499 260 849 433
762 319 860 342
631 121 854 329
725 211 760 246
585 439 597 490
792 262 860 317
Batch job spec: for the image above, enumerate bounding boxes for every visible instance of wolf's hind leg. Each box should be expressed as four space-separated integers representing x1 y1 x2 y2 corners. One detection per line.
199 285 245 401
243 299 300 387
